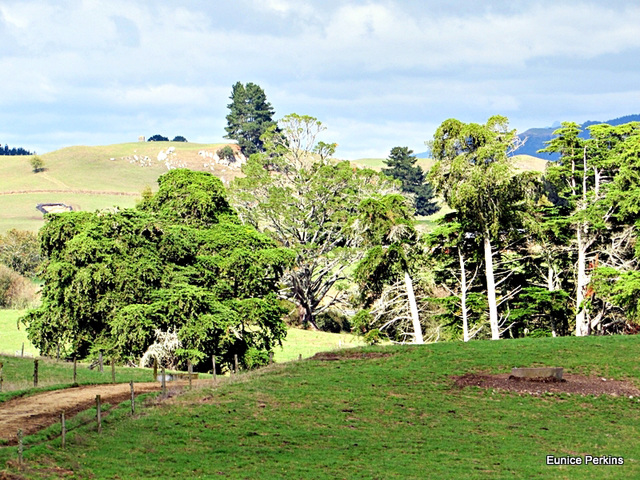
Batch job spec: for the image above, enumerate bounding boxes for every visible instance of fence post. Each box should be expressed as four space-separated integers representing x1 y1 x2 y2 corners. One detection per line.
298 354 302 361
21 342 24 358
96 395 102 433
98 352 103 373
17 429 23 466
56 344 60 361
212 356 217 383
234 354 239 375
153 358 158 381
0 361 3 393
188 360 192 388
130 380 135 415
161 366 166 396
111 358 116 384
269 352 273 365
61 412 66 449
33 359 39 387
73 357 77 384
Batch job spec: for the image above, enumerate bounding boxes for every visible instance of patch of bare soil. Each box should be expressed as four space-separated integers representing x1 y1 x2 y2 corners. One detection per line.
312 351 394 361
452 373 640 397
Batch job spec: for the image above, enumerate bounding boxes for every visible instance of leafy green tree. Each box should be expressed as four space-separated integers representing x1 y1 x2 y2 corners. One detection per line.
232 114 397 329
540 121 640 335
30 155 44 173
217 145 236 163
353 194 425 343
22 169 293 371
429 116 536 340
382 147 439 216
172 136 188 142
224 82 276 157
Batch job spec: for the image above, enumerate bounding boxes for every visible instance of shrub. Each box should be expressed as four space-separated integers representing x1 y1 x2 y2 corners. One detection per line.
30 155 44 173
148 134 169 142
172 136 188 142
243 347 270 369
217 145 236 162
0 264 38 308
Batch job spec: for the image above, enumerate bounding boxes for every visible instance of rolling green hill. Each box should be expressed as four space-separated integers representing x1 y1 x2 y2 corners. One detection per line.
0 142 232 234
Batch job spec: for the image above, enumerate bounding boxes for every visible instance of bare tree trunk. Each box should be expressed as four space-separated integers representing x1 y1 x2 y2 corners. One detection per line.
575 226 589 336
459 249 470 342
484 235 500 340
547 262 557 337
404 271 424 344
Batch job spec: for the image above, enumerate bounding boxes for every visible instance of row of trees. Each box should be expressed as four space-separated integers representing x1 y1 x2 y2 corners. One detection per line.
18 81 640 371
0 144 33 156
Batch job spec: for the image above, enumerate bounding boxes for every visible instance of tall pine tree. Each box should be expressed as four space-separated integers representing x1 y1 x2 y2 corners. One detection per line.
224 82 276 157
382 147 439 216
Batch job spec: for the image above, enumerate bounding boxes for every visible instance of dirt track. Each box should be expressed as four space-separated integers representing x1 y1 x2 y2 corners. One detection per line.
0 382 165 445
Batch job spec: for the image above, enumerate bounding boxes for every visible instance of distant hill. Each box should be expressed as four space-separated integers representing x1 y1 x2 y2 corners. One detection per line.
514 114 640 160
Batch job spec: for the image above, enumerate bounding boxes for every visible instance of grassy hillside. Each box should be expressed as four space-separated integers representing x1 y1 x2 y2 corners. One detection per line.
3 335 639 478
0 142 232 234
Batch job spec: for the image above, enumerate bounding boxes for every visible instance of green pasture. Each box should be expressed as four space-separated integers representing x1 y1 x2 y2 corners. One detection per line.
0 142 225 233
2 335 639 479
0 309 37 357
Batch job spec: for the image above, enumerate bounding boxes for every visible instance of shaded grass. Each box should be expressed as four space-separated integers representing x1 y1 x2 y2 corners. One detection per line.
4 335 640 479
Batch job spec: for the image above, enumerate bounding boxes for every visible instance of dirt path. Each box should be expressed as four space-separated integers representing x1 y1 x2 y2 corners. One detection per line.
0 382 166 445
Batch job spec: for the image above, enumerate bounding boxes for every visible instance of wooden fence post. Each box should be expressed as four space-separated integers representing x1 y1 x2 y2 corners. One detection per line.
234 354 238 375
96 395 102 433
33 359 39 387
212 356 217 383
111 359 116 384
298 354 302 361
153 358 158 381
161 366 166 396
73 357 77 384
56 344 60 361
130 380 135 415
17 429 23 466
98 352 103 373
0 361 3 392
61 412 66 449
21 342 24 358
188 360 192 388
269 352 273 365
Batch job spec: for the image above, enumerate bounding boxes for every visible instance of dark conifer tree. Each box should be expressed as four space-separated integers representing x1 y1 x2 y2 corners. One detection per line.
224 82 276 156
382 147 439 216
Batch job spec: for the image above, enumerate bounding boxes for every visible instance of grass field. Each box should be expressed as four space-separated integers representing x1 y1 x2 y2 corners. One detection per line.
0 141 229 234
0 309 38 357
2 335 639 478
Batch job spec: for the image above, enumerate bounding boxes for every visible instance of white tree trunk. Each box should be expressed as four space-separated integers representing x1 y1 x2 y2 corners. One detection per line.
547 262 557 337
484 235 500 340
404 271 424 344
459 248 470 342
575 225 589 336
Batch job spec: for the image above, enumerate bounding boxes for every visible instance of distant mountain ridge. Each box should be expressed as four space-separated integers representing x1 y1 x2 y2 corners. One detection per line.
514 114 640 160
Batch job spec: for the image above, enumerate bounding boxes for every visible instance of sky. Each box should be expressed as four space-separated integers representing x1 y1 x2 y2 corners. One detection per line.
1 0 640 160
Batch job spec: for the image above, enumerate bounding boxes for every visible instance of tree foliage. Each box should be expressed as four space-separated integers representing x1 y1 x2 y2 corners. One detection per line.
224 82 276 157
382 147 439 216
148 134 169 142
232 114 397 329
22 169 293 371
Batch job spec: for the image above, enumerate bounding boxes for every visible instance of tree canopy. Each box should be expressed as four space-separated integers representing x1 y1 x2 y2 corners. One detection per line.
232 114 398 329
382 147 439 216
224 82 276 157
22 169 293 371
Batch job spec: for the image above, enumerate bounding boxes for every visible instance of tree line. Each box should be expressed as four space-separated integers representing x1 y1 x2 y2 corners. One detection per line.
0 144 33 156
13 81 640 373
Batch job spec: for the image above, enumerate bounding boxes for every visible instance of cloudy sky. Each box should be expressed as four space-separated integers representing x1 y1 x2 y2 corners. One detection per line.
1 0 640 159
